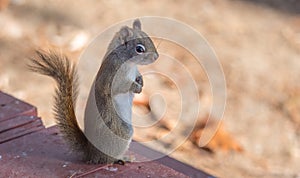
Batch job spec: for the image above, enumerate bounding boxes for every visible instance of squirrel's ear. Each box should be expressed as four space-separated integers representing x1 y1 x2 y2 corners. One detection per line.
133 19 141 30
119 26 133 44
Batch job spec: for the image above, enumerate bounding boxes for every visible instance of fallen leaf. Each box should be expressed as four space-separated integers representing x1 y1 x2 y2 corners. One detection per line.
190 116 244 153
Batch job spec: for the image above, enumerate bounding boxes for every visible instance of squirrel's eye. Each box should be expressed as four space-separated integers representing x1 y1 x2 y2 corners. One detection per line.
135 44 146 54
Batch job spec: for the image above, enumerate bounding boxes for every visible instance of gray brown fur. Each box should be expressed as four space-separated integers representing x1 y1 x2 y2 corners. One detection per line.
29 19 158 164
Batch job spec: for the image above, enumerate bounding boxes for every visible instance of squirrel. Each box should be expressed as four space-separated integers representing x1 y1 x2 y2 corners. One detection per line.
29 19 159 164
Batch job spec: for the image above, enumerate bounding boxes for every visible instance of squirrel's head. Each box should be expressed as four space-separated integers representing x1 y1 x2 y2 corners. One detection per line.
107 19 159 65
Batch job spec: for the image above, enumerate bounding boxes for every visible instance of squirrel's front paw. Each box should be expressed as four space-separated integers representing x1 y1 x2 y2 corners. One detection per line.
130 82 142 93
130 76 143 93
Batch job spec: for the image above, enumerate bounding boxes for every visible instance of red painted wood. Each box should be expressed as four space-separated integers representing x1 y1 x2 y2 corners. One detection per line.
0 116 44 144
0 115 41 133
0 91 37 122
0 91 43 144
0 127 188 178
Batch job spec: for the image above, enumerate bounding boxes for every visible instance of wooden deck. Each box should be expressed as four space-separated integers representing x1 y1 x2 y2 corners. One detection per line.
0 91 213 178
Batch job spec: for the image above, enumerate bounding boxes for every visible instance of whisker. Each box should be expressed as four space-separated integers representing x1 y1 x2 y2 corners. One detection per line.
156 38 163 49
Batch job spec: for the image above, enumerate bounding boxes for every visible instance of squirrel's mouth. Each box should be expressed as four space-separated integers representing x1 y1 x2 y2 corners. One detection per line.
138 52 159 65
128 52 158 65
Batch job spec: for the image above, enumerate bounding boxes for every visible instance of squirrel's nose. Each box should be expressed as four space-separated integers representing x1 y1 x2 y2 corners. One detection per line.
153 53 159 60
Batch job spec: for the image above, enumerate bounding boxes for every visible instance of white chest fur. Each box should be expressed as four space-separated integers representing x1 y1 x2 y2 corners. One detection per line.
112 63 138 124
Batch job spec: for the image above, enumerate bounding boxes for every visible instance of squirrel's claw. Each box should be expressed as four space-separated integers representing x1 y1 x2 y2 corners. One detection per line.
130 75 143 93
114 159 126 165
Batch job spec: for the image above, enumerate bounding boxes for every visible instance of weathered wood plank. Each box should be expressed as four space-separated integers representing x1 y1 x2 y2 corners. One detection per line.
0 116 44 144
0 91 37 122
0 127 189 178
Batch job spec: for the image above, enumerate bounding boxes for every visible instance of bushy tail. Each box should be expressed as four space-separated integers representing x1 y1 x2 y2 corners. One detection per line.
29 50 88 152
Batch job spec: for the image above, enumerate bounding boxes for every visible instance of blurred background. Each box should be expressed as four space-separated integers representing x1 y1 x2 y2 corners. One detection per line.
0 0 300 177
